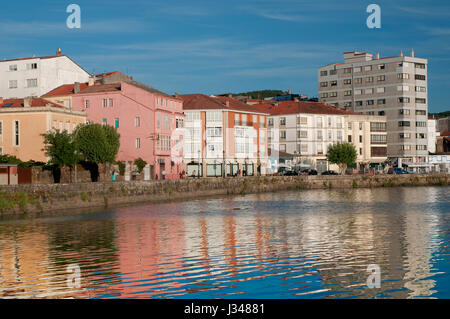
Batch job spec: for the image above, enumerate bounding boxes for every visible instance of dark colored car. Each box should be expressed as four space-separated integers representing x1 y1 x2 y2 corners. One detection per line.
301 169 318 175
388 168 408 174
321 170 339 175
282 170 299 176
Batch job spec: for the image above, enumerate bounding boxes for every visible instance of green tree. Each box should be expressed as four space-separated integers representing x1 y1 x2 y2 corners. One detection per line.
42 130 81 183
327 142 357 174
134 158 147 174
73 123 120 182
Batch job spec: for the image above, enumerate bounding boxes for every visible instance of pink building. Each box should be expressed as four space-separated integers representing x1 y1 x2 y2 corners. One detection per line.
72 80 184 180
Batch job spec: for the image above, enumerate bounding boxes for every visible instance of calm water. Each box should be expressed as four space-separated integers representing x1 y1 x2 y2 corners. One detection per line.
0 187 449 299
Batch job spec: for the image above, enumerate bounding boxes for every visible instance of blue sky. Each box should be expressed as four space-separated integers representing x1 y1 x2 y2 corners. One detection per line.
1 0 449 112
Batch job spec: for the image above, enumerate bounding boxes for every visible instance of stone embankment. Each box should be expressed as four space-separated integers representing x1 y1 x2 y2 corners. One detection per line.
0 174 448 218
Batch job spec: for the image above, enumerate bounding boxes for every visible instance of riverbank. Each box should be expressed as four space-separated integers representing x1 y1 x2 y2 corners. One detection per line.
0 174 448 218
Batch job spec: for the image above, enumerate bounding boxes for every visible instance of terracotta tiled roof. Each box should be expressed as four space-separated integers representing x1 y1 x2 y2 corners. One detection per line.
78 83 122 94
42 83 90 97
180 94 269 114
441 131 450 137
250 101 363 116
0 98 64 109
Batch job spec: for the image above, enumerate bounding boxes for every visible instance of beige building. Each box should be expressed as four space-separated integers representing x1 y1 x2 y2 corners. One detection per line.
252 101 387 173
0 97 86 162
318 51 428 165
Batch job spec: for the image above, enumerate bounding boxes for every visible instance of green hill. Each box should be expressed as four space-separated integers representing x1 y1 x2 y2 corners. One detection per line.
430 110 450 118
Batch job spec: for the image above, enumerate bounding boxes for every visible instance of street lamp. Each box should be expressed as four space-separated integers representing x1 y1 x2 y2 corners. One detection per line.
223 150 226 178
198 149 201 178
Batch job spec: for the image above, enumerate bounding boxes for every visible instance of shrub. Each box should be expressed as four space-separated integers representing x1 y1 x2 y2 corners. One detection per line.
134 158 147 174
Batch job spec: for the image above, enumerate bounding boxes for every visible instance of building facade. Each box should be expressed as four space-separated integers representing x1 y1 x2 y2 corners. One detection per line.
318 51 428 166
0 97 86 162
180 94 269 177
72 80 184 180
252 101 387 173
0 49 90 99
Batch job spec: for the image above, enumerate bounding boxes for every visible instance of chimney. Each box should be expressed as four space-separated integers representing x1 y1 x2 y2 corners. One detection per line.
88 77 95 86
175 92 179 99
228 93 232 98
24 97 32 108
410 49 415 57
56 48 62 56
376 52 380 59
0 97 3 105
293 97 299 102
225 100 230 107
74 82 81 94
400 50 404 57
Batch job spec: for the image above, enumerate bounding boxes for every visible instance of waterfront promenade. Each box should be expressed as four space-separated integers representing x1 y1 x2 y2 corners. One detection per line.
0 174 448 218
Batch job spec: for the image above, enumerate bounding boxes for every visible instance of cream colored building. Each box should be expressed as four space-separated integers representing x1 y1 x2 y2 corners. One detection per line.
0 97 86 162
318 51 428 165
252 101 387 173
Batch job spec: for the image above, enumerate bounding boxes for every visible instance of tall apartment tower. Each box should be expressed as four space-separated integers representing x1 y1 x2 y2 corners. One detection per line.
318 51 428 165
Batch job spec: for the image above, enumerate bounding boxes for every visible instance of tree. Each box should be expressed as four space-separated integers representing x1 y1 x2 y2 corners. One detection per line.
73 123 120 182
327 142 357 174
134 158 147 174
42 130 81 183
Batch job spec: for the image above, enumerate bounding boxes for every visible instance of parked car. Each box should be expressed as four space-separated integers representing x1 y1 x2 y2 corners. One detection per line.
321 170 339 175
388 168 408 174
282 170 299 176
300 169 318 175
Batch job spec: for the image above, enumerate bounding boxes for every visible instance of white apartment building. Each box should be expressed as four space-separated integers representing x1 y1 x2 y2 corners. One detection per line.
0 49 90 99
253 101 387 173
427 118 439 154
180 94 269 177
318 51 428 166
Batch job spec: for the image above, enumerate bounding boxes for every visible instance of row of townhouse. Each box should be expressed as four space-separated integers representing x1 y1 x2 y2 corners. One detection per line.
251 100 387 173
0 49 397 179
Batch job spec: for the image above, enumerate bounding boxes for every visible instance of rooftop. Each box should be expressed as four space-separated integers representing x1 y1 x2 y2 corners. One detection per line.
42 83 91 97
0 97 64 109
250 100 364 116
180 94 269 114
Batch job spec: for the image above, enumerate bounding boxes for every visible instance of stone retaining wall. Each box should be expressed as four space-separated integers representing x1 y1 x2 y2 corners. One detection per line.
0 174 448 218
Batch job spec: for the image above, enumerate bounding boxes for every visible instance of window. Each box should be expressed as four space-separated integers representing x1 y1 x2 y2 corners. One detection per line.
234 114 240 126
378 111 385 116
371 122 386 132
337 131 342 141
9 65 17 71
416 121 427 127
85 100 90 108
415 63 425 69
114 118 119 128
348 135 352 143
320 70 328 76
401 145 412 151
26 63 38 70
136 138 141 149
268 118 273 126
355 101 363 107
206 111 222 122
398 97 410 103
109 99 113 107
330 92 337 97
416 133 426 139
377 99 386 105
9 80 17 89
343 79 352 85
343 68 352 74
317 130 323 140
348 123 352 130
320 82 328 87
367 100 374 105
330 80 337 86
317 117 323 128
359 135 363 143
399 109 410 115
416 145 427 150
400 133 411 139
280 130 286 139
415 98 426 104
206 127 222 137
364 65 373 71
377 75 385 81
103 99 108 107
359 122 363 130
280 144 286 152
260 116 265 127
354 66 362 73
320 93 328 98
355 90 362 96
365 88 373 94
398 73 409 80
280 117 286 126
242 114 247 126
344 90 352 96
26 79 37 88
0 121 2 136
366 77 374 83
355 78 362 84
415 74 426 80
102 118 107 125
371 135 386 144
298 130 308 138
14 120 19 146
301 144 308 153
376 87 386 93
378 64 385 70
359 148 363 155
297 117 307 125
330 69 337 75
415 86 426 92
397 85 409 91
416 110 426 116
135 117 140 127
398 121 410 127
